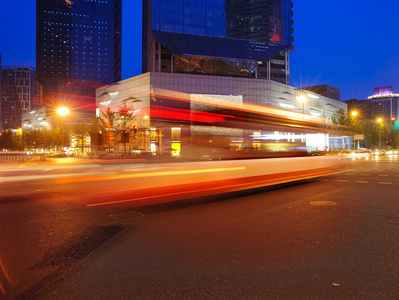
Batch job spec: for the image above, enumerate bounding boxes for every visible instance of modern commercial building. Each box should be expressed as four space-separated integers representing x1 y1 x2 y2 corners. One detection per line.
143 0 293 84
0 62 38 131
36 0 122 121
96 72 348 156
21 107 52 131
368 86 399 121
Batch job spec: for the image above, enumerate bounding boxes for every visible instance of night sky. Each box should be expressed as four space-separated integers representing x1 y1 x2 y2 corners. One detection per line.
1 0 399 101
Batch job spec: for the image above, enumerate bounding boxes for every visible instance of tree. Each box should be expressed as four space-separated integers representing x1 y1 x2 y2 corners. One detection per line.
0 130 22 151
70 123 91 155
98 105 137 154
331 109 350 126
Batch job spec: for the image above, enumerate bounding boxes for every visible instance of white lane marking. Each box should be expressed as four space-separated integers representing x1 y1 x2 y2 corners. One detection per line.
378 174 389 177
379 182 392 185
337 180 349 182
357 181 369 183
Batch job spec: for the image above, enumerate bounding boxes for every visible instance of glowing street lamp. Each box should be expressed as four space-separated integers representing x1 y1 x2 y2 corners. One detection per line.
377 118 382 150
57 107 70 154
57 107 69 117
296 96 308 114
351 111 358 117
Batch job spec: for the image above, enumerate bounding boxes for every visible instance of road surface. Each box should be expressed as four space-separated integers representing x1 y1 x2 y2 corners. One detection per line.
1 155 399 299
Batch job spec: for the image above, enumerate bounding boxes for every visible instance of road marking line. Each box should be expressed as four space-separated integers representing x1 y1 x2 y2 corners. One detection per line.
357 181 369 183
337 180 349 182
361 174 371 176
379 182 392 185
318 179 329 181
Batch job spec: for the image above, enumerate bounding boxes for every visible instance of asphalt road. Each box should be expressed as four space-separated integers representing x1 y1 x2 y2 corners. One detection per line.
1 156 399 299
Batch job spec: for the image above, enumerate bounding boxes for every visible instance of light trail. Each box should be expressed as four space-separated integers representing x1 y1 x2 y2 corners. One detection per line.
56 166 246 184
87 166 346 207
0 259 13 295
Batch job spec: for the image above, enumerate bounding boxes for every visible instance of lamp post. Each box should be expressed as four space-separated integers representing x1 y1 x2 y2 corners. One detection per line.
57 107 70 154
377 118 382 150
350 111 358 150
296 96 307 114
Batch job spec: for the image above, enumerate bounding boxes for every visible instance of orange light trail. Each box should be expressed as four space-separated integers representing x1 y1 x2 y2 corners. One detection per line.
0 259 13 294
86 166 347 207
56 166 246 184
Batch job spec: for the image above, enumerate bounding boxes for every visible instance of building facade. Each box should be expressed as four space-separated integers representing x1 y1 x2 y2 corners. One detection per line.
21 107 52 131
96 72 348 157
225 0 293 45
368 86 399 121
36 0 122 120
142 0 293 84
0 66 37 131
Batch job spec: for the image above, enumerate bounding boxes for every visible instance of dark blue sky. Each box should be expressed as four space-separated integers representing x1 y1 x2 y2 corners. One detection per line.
1 0 399 101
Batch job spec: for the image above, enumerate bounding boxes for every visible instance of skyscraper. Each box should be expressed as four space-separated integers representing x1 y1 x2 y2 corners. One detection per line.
369 86 399 121
142 0 293 84
225 0 293 45
0 65 37 130
36 0 122 115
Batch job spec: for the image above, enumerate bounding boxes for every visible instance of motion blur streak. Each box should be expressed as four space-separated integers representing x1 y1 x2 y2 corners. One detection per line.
0 259 13 294
150 105 233 123
56 166 246 184
86 166 346 208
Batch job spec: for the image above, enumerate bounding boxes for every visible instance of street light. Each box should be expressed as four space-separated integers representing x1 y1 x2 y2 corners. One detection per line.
296 96 307 114
350 111 358 150
57 107 70 154
377 118 382 150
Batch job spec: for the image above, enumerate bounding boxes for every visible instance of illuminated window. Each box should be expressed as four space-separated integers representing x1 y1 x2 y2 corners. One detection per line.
171 127 181 140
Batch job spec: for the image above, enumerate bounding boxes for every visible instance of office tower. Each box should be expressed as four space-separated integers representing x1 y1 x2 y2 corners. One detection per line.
225 0 293 45
369 86 399 121
36 0 122 119
0 65 37 130
142 0 293 84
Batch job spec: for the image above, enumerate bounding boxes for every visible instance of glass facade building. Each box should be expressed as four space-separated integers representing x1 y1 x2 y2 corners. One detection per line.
36 0 122 95
143 0 293 84
225 0 293 45
151 0 226 36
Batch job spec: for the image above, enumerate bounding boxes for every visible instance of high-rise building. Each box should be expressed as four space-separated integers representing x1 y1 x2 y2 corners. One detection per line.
0 65 37 130
36 0 122 120
225 0 293 45
142 0 293 84
368 86 399 121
